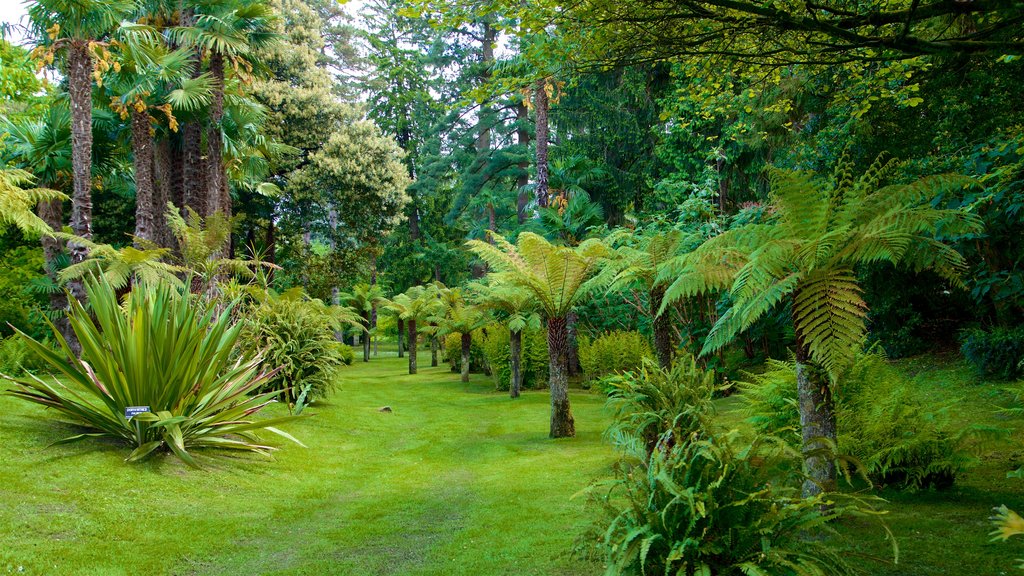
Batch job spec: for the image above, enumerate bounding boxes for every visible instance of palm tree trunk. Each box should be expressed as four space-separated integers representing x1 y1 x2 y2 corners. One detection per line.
516 102 530 224
567 311 581 376
153 138 174 248
38 199 74 348
408 318 417 374
206 51 226 220
397 318 404 358
66 41 93 308
547 315 575 438
651 286 674 369
431 327 438 367
795 339 837 498
510 328 522 398
460 332 471 383
131 107 155 244
534 78 550 209
362 311 371 362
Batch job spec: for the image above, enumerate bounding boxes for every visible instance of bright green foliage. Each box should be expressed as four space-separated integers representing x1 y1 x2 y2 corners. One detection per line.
661 156 982 379
466 232 609 319
442 331 488 373
578 330 653 382
0 168 66 236
238 288 352 413
991 505 1024 571
58 235 184 290
0 336 50 376
1 277 302 467
960 326 1024 380
588 359 886 575
430 286 488 341
602 356 718 453
481 326 548 391
739 352 983 490
469 280 542 335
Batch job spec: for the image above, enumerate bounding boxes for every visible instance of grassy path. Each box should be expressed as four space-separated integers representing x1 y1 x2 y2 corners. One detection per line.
0 357 614 575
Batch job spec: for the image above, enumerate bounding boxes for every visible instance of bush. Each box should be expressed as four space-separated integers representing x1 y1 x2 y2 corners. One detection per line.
578 330 653 381
338 343 355 365
586 359 883 576
740 351 981 490
603 356 719 452
239 291 349 413
960 325 1024 380
1 278 301 467
480 326 548 391
0 335 50 376
443 330 489 375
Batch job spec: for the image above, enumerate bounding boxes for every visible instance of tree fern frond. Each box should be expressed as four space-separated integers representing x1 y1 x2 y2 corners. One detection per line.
793 268 867 378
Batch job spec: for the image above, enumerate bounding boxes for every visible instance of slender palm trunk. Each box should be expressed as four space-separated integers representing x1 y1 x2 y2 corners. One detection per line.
430 326 439 367
153 139 174 247
534 78 550 209
651 286 674 369
397 318 404 358
515 102 530 223
547 316 575 438
67 41 93 308
38 199 74 347
206 52 227 221
408 319 418 374
509 328 523 398
795 336 837 498
460 332 471 383
362 311 371 362
131 107 155 244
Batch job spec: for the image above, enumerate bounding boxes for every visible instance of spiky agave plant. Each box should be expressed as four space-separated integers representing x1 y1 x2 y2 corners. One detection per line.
1 276 302 467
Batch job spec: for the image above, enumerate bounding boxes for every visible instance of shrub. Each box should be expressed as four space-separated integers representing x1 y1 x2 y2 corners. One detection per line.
0 335 50 376
480 326 548 391
603 356 720 452
578 330 653 381
338 343 355 365
960 325 1024 380
2 278 301 467
586 360 884 576
739 351 981 490
239 290 349 413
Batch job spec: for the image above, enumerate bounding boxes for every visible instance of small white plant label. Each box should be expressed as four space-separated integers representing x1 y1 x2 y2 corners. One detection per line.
125 406 151 419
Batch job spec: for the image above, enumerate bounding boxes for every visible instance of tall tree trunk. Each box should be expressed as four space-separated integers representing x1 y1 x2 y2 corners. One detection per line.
795 336 837 498
460 332 472 383
362 311 371 362
509 328 522 398
651 286 674 369
153 138 174 248
206 51 227 221
66 41 93 308
38 199 74 348
534 78 550 209
547 315 574 437
567 311 581 377
397 318 404 358
431 330 439 367
516 102 530 224
131 107 155 245
408 319 417 375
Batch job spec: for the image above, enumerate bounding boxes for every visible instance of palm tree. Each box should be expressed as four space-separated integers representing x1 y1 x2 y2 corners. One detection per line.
172 0 277 220
106 22 210 244
430 286 488 383
659 157 982 496
340 283 386 362
382 285 441 375
468 232 609 437
605 228 692 369
469 281 542 398
27 0 136 303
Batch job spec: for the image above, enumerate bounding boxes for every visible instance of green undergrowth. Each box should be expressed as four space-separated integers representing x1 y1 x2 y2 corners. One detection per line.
0 357 612 576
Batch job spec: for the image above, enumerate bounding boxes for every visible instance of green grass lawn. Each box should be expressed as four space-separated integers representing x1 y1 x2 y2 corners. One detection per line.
2 351 1024 575
0 356 613 575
